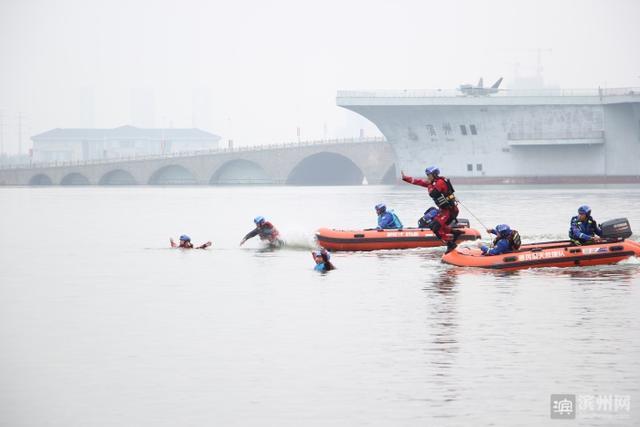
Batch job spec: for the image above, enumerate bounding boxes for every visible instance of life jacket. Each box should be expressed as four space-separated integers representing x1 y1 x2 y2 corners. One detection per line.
493 230 521 251
258 222 280 241
431 177 456 208
389 210 403 229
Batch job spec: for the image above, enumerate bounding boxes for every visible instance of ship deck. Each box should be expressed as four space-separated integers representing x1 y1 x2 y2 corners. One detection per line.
337 88 640 106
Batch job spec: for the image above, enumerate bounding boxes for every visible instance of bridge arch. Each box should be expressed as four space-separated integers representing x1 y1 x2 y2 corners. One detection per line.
29 174 53 185
99 169 137 185
286 152 364 185
60 172 90 185
148 165 197 185
210 159 272 184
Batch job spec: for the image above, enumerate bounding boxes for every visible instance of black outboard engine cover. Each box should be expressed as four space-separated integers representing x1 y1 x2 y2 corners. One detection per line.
600 218 632 239
452 218 470 228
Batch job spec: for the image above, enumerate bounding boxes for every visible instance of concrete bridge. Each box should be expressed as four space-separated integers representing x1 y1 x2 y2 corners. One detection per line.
0 138 398 186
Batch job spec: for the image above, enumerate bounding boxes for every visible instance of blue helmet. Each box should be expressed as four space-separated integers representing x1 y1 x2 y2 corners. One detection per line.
578 205 591 215
179 234 191 242
425 166 440 176
254 216 265 225
374 203 386 213
313 249 330 260
423 207 439 222
495 224 511 237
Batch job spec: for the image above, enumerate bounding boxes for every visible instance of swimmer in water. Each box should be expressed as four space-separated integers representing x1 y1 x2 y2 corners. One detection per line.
240 216 284 247
170 235 212 249
312 248 336 272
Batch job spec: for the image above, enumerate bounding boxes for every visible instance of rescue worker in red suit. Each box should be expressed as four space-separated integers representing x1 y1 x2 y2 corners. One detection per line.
401 166 462 252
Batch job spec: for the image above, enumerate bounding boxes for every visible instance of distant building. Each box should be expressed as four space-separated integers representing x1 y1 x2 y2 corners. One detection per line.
31 125 221 162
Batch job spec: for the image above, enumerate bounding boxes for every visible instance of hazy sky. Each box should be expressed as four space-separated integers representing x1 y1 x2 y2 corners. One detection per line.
1 0 639 153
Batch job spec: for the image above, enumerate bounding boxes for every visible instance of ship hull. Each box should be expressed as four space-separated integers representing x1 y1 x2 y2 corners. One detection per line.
338 89 640 182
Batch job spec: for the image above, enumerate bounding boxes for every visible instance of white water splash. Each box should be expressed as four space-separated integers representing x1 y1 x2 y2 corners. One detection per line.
279 229 318 251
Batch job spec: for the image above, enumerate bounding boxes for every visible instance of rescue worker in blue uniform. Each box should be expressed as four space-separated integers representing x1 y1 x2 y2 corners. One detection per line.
480 224 521 256
418 207 439 229
375 203 403 230
569 205 602 244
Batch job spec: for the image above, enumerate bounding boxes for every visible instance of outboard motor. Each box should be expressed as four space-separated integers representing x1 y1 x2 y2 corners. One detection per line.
452 218 470 228
600 218 633 239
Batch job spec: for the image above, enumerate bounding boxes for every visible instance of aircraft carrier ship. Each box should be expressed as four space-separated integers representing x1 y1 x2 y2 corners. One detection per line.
337 86 640 183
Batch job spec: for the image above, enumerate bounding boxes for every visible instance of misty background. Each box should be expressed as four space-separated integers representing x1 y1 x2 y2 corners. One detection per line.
1 0 639 155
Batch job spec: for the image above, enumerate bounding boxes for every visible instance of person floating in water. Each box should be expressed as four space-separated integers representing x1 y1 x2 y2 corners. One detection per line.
480 224 521 255
170 235 212 249
240 216 284 247
312 248 336 272
375 203 403 230
401 166 460 252
569 205 602 245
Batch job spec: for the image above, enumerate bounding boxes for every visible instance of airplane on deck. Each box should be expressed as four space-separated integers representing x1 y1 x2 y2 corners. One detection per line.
459 77 503 96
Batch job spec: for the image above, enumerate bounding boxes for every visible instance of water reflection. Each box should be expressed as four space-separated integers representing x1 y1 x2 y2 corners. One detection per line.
439 265 520 283
530 264 639 284
438 260 638 286
422 269 460 403
367 248 438 260
429 269 458 294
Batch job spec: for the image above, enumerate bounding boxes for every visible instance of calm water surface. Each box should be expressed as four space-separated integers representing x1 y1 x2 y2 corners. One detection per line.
1 185 639 426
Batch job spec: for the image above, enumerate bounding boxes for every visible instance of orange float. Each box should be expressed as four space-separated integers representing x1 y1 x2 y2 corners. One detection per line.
442 238 640 271
316 223 481 252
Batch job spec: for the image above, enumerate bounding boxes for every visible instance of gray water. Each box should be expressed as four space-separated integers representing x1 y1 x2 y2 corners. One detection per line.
1 185 639 426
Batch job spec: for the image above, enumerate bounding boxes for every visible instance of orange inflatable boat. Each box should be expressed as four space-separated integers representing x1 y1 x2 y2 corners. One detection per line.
316 220 481 251
442 238 640 271
442 218 640 271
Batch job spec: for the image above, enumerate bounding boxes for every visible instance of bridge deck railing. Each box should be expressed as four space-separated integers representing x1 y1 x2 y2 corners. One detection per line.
0 136 386 171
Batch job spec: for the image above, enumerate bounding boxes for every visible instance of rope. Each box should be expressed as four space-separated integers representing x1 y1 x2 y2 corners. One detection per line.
457 199 490 233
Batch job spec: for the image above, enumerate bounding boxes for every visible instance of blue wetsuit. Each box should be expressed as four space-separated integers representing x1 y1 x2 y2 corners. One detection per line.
569 215 602 244
481 229 514 256
377 211 403 229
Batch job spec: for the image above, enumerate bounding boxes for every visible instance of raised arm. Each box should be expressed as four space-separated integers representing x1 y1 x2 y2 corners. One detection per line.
401 171 430 188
